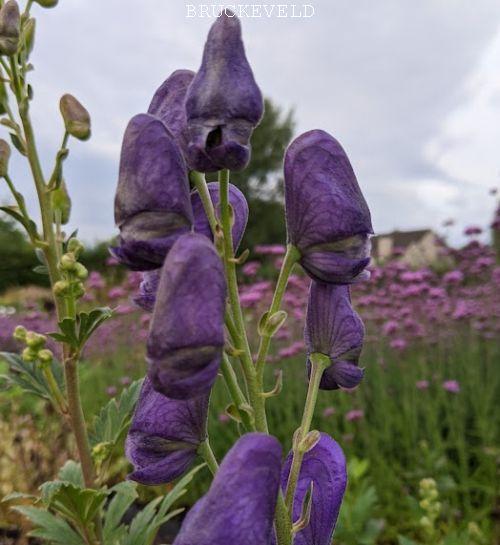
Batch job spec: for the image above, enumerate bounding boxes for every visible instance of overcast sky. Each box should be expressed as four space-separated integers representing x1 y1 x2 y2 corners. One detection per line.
2 0 500 246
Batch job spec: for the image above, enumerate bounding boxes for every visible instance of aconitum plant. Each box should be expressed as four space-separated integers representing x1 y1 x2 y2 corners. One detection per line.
1 5 372 545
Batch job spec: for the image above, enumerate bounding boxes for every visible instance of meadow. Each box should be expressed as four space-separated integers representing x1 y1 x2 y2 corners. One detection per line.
1 229 499 545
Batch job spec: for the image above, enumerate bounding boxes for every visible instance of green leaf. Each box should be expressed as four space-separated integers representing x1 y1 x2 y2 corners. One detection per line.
9 132 27 156
0 205 38 238
90 379 143 448
1 491 37 503
33 265 49 275
12 506 86 545
398 536 420 545
58 460 84 487
0 351 64 401
103 481 138 542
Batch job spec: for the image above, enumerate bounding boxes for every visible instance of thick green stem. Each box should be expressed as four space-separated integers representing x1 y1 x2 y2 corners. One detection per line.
284 353 329 512
218 169 268 432
221 354 254 431
197 439 219 476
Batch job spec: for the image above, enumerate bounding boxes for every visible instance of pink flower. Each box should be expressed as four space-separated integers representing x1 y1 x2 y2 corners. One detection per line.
442 380 460 393
253 244 286 255
322 406 336 418
345 409 364 422
390 338 407 351
218 413 230 423
242 261 260 276
416 380 429 390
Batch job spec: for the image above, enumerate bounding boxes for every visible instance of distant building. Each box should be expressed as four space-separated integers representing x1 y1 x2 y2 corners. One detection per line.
371 229 442 266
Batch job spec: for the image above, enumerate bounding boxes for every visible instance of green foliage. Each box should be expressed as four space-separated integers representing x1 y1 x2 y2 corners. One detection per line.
89 378 143 448
0 350 64 400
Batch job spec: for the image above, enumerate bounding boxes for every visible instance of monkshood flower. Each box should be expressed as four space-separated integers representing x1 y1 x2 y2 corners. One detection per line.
113 113 193 270
173 433 282 545
126 378 208 485
147 232 226 399
148 69 195 153
134 182 247 312
284 130 373 284
305 281 365 390
185 11 264 172
191 181 249 250
281 433 347 545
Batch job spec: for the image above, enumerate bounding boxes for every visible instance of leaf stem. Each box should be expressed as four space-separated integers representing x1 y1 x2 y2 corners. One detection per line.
197 439 219 476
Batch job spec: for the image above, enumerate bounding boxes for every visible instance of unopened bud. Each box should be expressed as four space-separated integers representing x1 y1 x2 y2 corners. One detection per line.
73 281 85 299
59 252 76 271
25 331 46 349
34 0 58 7
67 238 84 256
20 17 35 57
60 94 91 141
53 280 70 296
51 180 71 224
38 349 53 364
22 346 37 362
0 139 11 177
74 262 88 280
13 325 27 341
0 0 20 56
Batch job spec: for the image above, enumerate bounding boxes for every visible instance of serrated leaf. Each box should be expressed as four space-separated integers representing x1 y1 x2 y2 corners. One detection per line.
89 379 143 447
12 506 86 545
104 482 138 541
0 351 64 401
1 491 36 503
58 461 84 487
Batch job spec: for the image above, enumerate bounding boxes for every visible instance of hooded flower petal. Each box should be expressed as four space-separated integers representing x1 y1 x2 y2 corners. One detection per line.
305 282 365 390
191 182 248 250
113 113 193 270
148 69 195 153
133 269 160 312
282 433 347 545
284 130 373 284
147 232 226 399
173 433 282 545
185 11 264 172
126 378 208 485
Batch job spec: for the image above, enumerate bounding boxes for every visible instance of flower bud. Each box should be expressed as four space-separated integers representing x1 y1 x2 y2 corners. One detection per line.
22 347 37 362
73 281 85 299
60 94 91 141
25 331 46 349
53 280 70 296
74 262 88 280
305 283 365 390
281 433 347 545
172 434 281 545
185 12 263 172
147 233 226 399
0 138 11 177
59 252 76 271
67 238 84 256
126 378 209 485
38 349 53 364
51 180 71 225
0 1 20 56
113 114 193 271
284 130 373 284
13 325 27 341
34 0 58 7
20 17 35 57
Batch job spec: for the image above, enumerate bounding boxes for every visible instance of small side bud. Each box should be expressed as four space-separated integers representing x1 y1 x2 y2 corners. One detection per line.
13 325 27 341
74 262 88 280
53 279 70 296
67 237 84 256
20 17 35 57
34 0 59 7
25 331 46 349
73 281 85 299
60 94 91 141
38 349 53 364
0 138 11 177
22 346 37 362
0 0 20 56
51 180 71 224
59 252 77 271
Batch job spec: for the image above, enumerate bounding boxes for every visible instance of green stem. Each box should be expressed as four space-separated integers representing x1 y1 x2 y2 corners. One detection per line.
221 354 254 431
284 353 329 512
197 439 219 476
275 493 293 545
42 365 68 414
218 169 268 432
255 244 299 377
190 170 218 232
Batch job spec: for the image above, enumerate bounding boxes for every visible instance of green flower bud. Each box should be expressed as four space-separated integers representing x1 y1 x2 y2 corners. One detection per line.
53 279 70 296
51 180 71 224
22 346 37 362
13 325 27 341
74 262 88 280
20 16 35 57
59 252 77 271
25 331 46 349
73 281 85 299
67 237 84 256
0 0 20 56
0 138 11 177
38 349 53 364
60 94 91 141
419 516 432 529
34 0 58 8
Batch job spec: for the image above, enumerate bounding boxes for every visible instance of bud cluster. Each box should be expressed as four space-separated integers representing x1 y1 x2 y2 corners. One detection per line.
53 238 87 300
418 478 441 539
14 325 53 366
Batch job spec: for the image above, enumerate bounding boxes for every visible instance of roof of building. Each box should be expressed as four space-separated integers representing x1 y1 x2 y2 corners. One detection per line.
371 229 434 252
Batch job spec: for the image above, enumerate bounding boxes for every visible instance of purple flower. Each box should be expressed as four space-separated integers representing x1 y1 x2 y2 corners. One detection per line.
133 269 160 312
191 182 249 250
345 409 364 422
147 233 226 399
185 11 263 172
284 130 373 284
126 378 208 485
173 433 281 545
281 433 347 545
305 282 365 390
416 380 430 390
113 113 193 270
442 380 460 394
148 69 195 153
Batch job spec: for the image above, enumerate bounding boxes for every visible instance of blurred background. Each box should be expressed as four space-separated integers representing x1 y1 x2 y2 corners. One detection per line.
0 1 499 544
